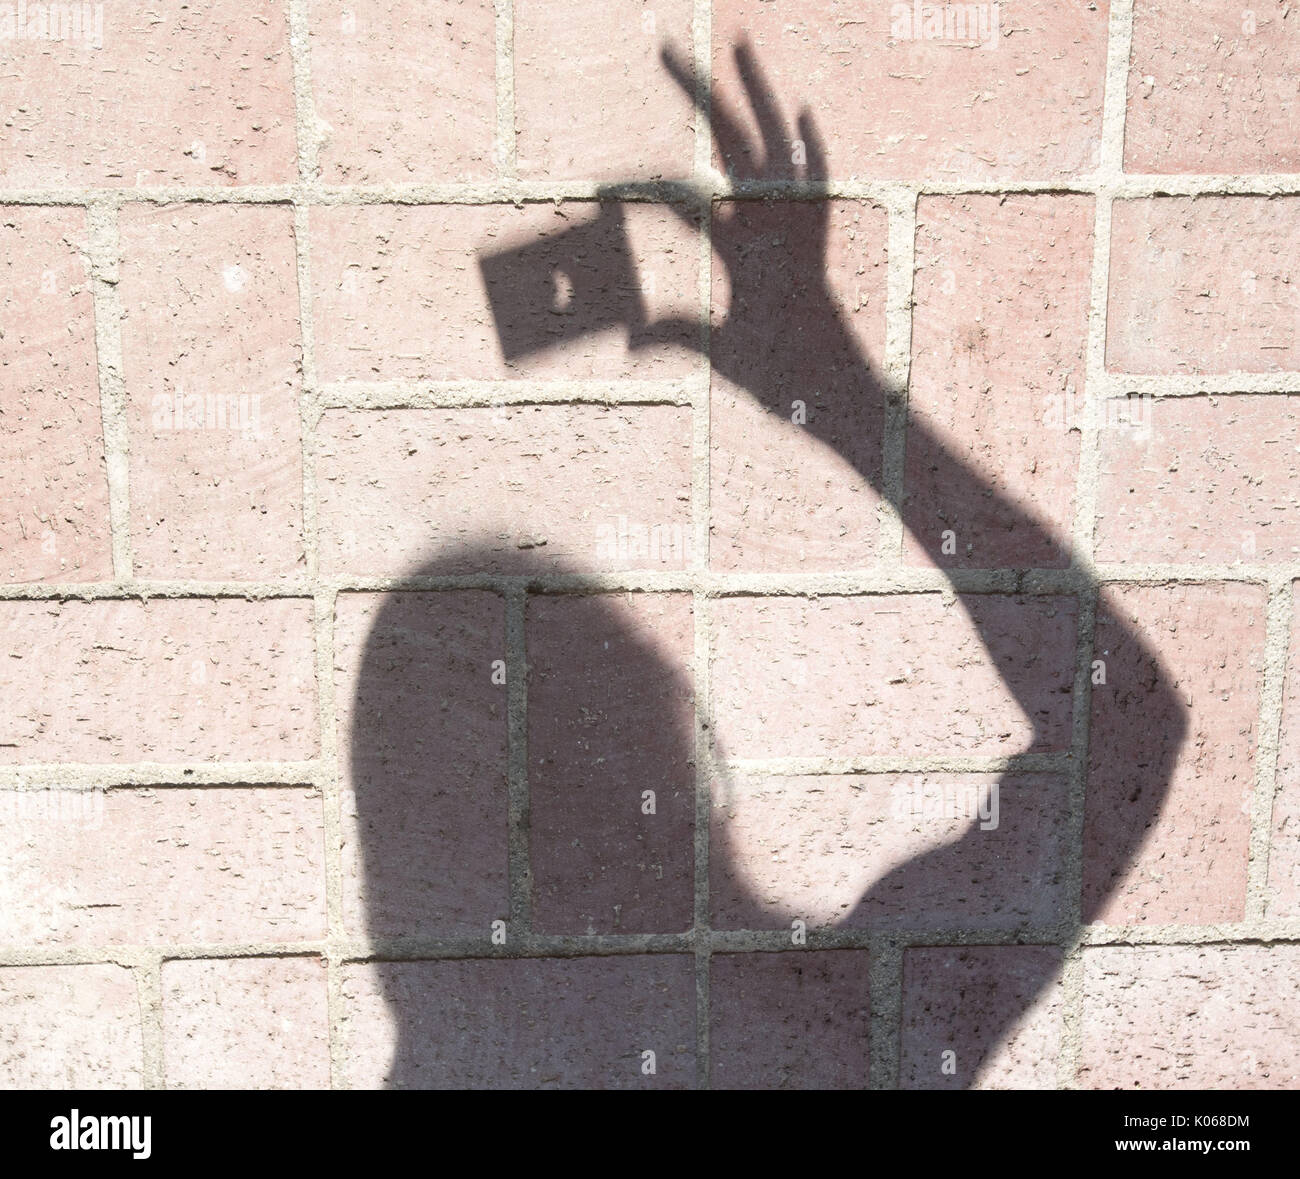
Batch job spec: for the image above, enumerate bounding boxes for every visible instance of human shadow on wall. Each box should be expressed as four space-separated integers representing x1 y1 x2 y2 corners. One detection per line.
348 42 1186 1089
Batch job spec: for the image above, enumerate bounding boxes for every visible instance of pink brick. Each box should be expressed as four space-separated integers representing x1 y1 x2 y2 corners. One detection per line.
162 957 330 1089
0 207 110 583
0 1 296 187
309 202 700 382
528 592 694 934
119 204 303 580
335 590 508 938
711 773 1069 931
308 0 497 184
317 406 693 577
1127 0 1300 174
906 195 1093 568
341 956 695 1088
900 946 1064 1089
712 1 1108 181
710 595 1076 759
514 0 695 181
0 964 142 1088
0 597 317 763
1079 943 1300 1088
1097 395 1300 564
709 200 888 571
1107 197 1300 373
1084 583 1262 924
1267 581 1300 917
0 787 326 946
709 951 869 1089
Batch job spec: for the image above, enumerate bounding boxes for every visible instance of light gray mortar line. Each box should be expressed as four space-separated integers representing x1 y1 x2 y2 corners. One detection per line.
720 752 1071 777
7 923 1300 972
0 580 316 599
0 753 1069 793
287 0 320 184
867 935 903 1089
877 189 917 567
874 181 919 1093
87 201 133 582
1102 373 1300 396
1057 588 1097 1091
506 588 532 932
1056 951 1087 1090
10 174 1300 207
311 588 346 1090
328 951 349 1089
320 380 698 409
290 0 329 1021
1057 0 1133 1092
0 764 322 790
1099 0 1135 181
1246 578 1292 919
692 0 711 178
1078 922 1300 945
3 565 1292 604
293 180 335 1085
692 0 713 1089
1072 171 1117 570
713 926 1072 952
1088 564 1292 582
874 197 925 1123
7 564 1293 604
693 590 712 1091
494 0 516 178
137 953 165 1089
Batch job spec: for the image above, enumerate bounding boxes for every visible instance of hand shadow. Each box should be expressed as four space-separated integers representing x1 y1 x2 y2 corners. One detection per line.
345 40 1186 1089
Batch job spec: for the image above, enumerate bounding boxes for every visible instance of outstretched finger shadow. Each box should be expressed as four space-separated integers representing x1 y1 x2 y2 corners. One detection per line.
345 42 1186 1090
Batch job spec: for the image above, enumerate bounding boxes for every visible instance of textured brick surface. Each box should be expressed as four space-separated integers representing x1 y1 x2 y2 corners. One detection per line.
900 946 1065 1090
1097 395 1300 564
711 774 1070 931
1084 584 1263 925
527 592 695 934
310 203 700 382
1108 197 1300 373
0 965 143 1088
906 194 1093 568
317 406 693 576
0 788 326 945
308 0 498 184
0 1 297 187
0 208 110 583
162 957 330 1089
6 0 1300 1093
712 0 1109 181
335 590 508 938
709 199 888 570
341 956 695 1088
119 203 304 579
711 595 1076 759
515 0 695 181
709 951 870 1089
1126 0 1300 174
0 598 317 763
1079 944 1300 1089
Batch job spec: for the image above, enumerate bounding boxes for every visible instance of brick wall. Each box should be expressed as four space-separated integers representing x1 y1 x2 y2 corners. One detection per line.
2 0 1298 1089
